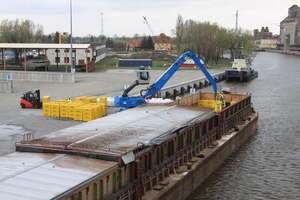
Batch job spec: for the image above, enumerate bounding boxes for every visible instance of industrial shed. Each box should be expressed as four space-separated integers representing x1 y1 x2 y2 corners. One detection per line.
0 43 106 72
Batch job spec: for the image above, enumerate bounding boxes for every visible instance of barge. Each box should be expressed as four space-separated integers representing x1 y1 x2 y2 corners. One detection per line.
0 92 258 200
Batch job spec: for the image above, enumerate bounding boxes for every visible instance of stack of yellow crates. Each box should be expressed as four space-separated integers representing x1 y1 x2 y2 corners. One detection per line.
60 103 70 119
43 103 51 117
42 96 107 122
198 100 223 112
50 103 60 118
42 96 51 117
99 97 108 116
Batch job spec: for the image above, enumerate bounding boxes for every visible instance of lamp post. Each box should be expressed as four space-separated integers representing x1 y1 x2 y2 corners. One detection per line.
70 0 74 72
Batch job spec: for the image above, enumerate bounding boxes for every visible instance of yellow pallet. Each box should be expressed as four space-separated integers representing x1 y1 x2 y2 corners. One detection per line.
73 109 83 121
81 106 95 122
99 97 107 105
42 96 51 104
42 102 51 117
87 97 97 103
198 100 223 112
60 103 70 119
100 103 107 116
66 103 79 119
95 105 102 118
50 103 60 118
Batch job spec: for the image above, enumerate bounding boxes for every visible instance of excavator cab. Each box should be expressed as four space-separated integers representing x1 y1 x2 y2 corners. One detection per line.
121 66 150 99
136 66 150 85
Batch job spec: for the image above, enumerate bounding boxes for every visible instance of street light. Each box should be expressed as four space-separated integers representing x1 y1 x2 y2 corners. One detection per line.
70 0 74 72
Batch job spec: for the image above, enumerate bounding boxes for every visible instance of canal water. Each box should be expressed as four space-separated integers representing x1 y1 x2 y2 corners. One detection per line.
189 52 300 200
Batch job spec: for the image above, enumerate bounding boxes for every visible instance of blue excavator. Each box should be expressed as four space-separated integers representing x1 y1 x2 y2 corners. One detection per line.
114 51 218 108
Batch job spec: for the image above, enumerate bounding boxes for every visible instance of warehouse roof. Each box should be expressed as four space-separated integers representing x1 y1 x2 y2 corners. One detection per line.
17 105 214 162
0 43 91 49
0 152 117 200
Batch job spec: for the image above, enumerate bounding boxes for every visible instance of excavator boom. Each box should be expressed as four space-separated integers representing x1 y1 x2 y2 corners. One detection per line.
114 51 218 108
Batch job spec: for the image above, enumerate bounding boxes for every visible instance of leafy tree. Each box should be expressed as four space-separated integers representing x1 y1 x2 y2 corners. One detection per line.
53 31 60 43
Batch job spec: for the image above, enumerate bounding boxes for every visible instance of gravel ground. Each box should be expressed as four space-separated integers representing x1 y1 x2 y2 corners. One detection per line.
0 68 222 155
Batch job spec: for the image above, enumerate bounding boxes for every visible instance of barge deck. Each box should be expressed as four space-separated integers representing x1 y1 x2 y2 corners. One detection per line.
0 92 258 200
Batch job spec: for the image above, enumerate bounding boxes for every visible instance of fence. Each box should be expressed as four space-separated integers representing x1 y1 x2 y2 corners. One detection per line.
0 80 13 93
0 71 75 83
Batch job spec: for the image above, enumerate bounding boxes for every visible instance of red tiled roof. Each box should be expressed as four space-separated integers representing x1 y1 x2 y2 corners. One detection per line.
154 33 171 44
128 40 142 48
281 16 296 23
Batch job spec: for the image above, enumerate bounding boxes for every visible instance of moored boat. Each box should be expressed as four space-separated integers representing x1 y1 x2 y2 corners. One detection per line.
225 58 258 82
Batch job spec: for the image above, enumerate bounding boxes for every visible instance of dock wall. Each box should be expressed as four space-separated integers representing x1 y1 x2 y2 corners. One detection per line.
0 71 75 83
151 113 258 200
0 80 13 93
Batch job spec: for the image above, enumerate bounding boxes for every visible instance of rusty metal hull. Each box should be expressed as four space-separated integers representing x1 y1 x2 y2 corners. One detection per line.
144 112 258 200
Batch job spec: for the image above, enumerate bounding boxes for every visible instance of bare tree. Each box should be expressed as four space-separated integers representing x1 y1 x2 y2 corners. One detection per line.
0 19 44 64
174 15 254 64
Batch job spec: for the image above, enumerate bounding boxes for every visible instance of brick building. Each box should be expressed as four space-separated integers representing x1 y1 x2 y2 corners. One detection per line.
254 27 273 40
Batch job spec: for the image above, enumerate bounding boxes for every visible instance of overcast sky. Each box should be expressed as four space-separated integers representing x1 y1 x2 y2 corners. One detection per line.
0 0 299 37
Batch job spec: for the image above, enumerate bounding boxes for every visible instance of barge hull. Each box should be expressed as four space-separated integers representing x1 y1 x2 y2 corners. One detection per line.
145 112 258 200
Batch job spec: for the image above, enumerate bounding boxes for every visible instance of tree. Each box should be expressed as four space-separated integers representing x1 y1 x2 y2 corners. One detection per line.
141 36 148 49
146 36 154 50
0 19 44 64
174 15 254 64
0 19 43 43
53 31 60 43
105 38 114 48
175 15 184 52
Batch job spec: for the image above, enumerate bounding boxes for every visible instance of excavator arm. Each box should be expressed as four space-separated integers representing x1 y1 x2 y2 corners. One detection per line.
114 51 218 108
142 51 217 98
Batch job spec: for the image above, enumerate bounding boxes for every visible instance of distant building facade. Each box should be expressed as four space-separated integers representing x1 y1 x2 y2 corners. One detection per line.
154 33 171 51
254 27 278 50
43 44 106 66
280 5 300 45
254 27 273 40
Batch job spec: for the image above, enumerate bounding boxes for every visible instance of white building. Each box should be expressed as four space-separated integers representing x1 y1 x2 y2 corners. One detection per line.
254 39 279 50
0 43 106 72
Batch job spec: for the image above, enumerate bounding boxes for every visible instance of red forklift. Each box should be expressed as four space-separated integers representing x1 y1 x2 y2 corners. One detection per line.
20 89 42 109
